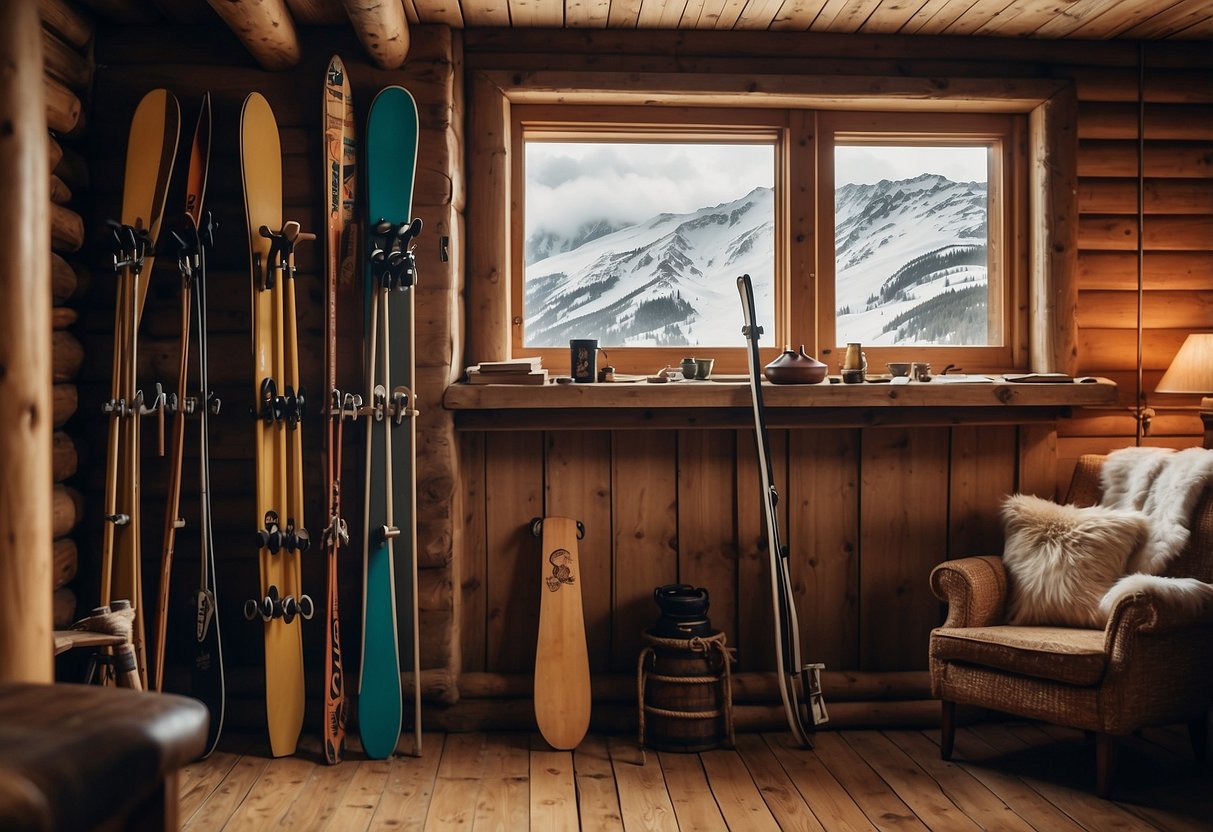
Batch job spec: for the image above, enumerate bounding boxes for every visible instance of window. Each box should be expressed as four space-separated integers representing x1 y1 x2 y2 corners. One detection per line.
503 105 1028 375
816 112 1025 371
512 107 787 371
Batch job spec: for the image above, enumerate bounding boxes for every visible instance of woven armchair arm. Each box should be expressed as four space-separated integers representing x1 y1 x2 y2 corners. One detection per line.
1105 587 1213 644
1103 587 1213 678
929 556 1008 628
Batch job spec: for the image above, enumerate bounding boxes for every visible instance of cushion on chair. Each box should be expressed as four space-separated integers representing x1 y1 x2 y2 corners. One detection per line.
1000 494 1148 628
930 625 1108 686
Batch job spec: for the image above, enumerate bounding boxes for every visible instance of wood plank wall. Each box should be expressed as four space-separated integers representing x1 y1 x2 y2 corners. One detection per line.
1065 58 1213 469
461 423 1033 678
69 23 1211 725
79 25 464 720
457 31 1213 699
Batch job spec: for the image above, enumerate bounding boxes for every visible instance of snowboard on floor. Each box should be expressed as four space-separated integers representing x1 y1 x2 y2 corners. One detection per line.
101 87 179 691
532 516 591 751
737 273 829 747
322 54 357 765
241 92 311 758
359 85 422 761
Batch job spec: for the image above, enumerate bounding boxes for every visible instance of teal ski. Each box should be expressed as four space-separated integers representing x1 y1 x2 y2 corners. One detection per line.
359 86 422 760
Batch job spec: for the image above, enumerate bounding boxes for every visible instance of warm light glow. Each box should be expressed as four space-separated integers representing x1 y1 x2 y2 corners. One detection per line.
1156 334 1213 395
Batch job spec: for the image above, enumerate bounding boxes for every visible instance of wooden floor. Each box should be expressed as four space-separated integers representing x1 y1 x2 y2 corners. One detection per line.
180 722 1213 831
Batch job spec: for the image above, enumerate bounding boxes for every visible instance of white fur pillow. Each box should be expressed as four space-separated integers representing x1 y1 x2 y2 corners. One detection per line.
1001 494 1148 628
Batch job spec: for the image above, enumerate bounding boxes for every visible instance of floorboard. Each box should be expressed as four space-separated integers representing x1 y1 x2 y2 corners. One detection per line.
178 721 1213 831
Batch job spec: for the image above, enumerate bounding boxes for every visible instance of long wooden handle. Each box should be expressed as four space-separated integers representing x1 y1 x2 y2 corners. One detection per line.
533 516 591 750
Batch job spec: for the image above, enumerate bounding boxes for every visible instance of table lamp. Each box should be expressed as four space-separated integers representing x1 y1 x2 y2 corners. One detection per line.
1155 333 1213 449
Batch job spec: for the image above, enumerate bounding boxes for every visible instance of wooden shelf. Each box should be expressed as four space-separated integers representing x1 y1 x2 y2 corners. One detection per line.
444 376 1118 430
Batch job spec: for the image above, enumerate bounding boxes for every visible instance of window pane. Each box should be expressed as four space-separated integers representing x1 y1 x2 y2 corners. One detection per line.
524 141 775 348
834 145 995 347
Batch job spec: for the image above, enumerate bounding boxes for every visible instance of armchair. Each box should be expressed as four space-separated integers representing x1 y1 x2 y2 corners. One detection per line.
929 454 1213 797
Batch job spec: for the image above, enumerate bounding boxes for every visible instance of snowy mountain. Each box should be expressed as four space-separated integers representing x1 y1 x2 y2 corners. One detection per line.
523 174 990 349
833 173 989 346
524 187 776 347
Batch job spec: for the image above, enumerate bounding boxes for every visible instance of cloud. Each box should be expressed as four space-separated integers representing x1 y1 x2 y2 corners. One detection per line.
835 145 988 187
526 143 773 238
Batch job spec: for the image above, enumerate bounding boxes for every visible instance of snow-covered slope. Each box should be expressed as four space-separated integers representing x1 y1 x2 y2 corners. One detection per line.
523 174 990 349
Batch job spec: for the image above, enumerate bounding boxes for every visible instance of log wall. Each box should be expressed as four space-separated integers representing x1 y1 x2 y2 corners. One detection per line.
70 23 1212 727
454 31 1213 717
41 0 94 632
81 24 464 722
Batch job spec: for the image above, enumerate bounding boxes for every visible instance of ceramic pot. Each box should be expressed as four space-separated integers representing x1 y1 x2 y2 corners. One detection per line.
763 345 827 384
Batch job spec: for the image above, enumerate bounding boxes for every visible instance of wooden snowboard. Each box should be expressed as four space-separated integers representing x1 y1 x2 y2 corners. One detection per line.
532 516 591 750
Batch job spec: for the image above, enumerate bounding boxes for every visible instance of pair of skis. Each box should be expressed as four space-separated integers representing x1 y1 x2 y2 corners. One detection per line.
100 89 178 692
103 87 224 753
324 65 426 763
358 85 424 761
149 93 226 756
241 93 315 758
736 273 829 747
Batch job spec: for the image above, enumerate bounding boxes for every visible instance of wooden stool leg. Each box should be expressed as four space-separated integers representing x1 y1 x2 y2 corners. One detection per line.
1095 733 1116 798
940 700 956 760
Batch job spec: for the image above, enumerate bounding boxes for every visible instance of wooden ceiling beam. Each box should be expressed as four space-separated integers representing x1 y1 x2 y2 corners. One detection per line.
205 0 301 71
342 0 410 69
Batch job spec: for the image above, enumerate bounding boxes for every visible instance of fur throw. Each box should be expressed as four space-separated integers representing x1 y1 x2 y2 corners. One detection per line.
1099 573 1213 619
1099 446 1213 574
1001 494 1148 628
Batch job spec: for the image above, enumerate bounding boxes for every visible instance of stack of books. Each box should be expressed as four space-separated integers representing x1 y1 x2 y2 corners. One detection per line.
465 358 549 385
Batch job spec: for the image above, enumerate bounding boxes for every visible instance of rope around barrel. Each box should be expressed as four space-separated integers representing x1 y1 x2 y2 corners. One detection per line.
636 630 736 754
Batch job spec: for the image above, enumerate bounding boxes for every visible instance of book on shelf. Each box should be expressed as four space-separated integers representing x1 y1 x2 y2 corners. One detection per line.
473 357 543 373
466 367 550 385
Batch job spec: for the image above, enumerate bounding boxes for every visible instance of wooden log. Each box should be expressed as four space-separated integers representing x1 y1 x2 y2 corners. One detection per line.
1078 178 1213 215
467 72 510 363
1030 86 1079 375
51 486 82 538
1077 289 1213 330
1078 251 1213 291
41 26 91 92
422 697 942 733
1078 215 1213 252
53 384 77 428
44 72 81 134
49 174 72 205
52 587 76 630
50 201 83 252
457 671 932 703
52 431 77 481
51 307 77 330
284 0 347 24
39 0 93 50
51 142 88 190
75 0 155 23
51 253 80 303
204 0 301 71
53 537 77 590
0 0 53 685
400 668 460 706
47 134 63 172
342 0 410 69
52 330 83 382
1078 140 1213 179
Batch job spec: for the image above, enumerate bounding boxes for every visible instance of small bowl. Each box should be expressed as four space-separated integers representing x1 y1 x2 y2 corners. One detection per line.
887 362 912 378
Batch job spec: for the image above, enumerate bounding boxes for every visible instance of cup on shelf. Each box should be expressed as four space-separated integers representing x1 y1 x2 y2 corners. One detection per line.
695 358 715 380
914 362 932 382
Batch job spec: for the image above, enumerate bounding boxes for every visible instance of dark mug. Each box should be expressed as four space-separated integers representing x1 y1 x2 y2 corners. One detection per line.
570 339 598 383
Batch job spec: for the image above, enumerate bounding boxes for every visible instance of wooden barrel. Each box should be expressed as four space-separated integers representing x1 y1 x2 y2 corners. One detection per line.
638 630 733 753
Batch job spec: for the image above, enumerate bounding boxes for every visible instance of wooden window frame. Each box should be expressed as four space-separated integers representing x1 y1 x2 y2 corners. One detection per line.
467 69 1077 380
511 105 789 375
814 111 1029 373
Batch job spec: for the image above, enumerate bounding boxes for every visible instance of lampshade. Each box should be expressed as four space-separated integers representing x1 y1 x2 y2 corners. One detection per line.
1156 334 1213 395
